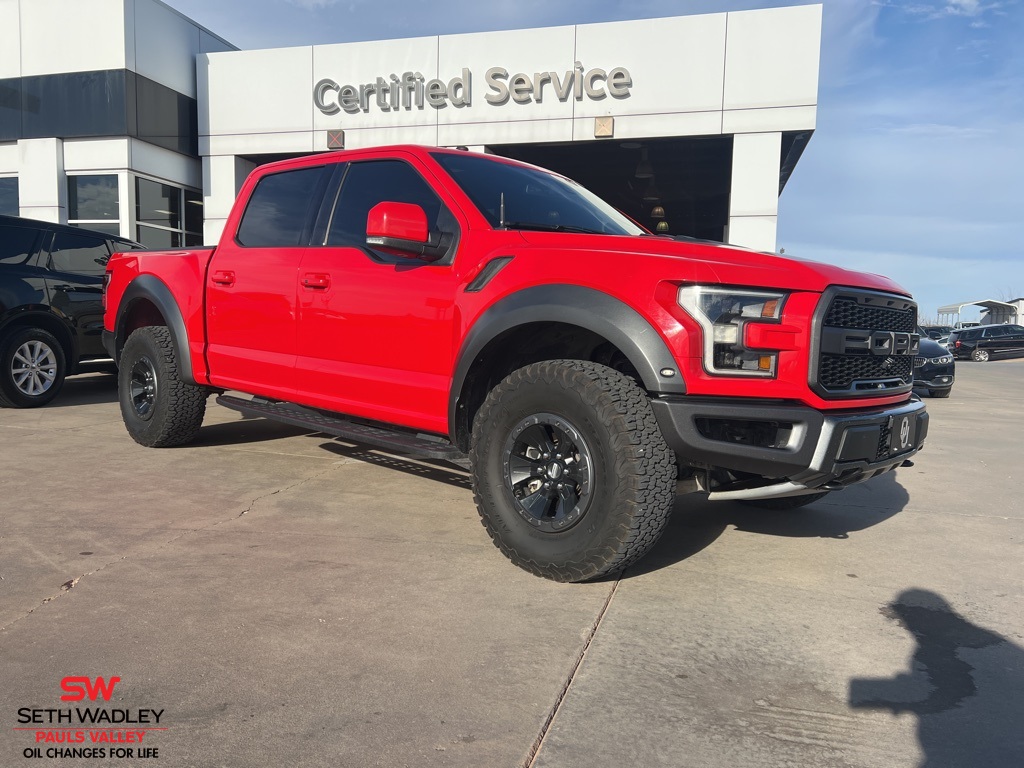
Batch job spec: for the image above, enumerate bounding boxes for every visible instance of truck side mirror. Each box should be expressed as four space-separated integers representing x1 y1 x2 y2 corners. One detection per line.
366 202 433 258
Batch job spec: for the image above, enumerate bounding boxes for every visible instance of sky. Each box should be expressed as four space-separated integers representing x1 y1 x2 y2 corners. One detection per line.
161 0 1023 322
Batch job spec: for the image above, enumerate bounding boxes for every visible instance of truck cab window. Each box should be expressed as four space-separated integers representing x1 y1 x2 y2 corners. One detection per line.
237 166 327 247
327 160 447 248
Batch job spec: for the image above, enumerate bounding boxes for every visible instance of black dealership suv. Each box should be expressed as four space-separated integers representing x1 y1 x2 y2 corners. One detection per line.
948 324 1024 362
0 215 142 407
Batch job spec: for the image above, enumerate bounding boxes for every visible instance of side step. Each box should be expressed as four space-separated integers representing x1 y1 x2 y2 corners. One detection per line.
216 395 467 462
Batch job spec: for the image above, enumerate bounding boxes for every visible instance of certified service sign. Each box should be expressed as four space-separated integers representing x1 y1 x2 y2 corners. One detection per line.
314 63 631 115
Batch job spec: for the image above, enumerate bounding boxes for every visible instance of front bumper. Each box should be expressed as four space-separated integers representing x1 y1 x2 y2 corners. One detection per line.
651 395 928 501
914 372 954 391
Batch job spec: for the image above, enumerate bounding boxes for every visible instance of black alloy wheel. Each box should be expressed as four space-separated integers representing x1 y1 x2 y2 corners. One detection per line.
129 355 159 420
118 326 207 447
470 359 677 582
503 413 594 533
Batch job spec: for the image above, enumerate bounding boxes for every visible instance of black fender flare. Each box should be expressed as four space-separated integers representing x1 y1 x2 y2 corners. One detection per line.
113 274 196 385
448 284 685 442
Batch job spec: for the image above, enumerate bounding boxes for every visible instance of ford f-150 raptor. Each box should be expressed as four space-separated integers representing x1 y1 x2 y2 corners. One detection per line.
103 146 928 581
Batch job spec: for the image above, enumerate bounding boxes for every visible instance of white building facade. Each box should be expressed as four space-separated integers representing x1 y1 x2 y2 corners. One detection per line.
0 0 234 246
1 1 821 253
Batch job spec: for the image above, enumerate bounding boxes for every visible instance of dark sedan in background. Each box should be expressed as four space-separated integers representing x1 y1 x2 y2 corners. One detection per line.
948 324 1024 362
914 334 955 398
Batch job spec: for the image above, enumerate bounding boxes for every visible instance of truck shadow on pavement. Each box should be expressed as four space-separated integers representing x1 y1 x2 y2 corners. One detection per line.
48 371 119 407
849 588 1024 768
628 470 910 577
187 415 317 447
183 415 474 487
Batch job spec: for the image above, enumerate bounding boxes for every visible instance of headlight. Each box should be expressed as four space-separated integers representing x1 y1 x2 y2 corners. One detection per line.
929 355 953 365
678 285 788 377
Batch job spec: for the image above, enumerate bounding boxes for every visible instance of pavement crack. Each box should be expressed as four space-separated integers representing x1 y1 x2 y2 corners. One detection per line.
0 555 128 633
524 579 621 768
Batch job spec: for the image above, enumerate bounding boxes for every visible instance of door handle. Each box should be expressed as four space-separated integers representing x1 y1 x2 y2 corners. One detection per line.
302 273 330 290
211 270 235 286
52 284 74 292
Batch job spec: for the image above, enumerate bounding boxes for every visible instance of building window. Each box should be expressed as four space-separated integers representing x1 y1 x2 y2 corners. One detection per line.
68 174 121 236
0 177 19 216
135 177 203 248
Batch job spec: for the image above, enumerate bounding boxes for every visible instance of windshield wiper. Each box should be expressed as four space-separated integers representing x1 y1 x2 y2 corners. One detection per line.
500 221 603 234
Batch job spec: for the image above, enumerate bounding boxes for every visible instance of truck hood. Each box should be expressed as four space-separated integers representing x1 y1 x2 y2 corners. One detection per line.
516 232 912 297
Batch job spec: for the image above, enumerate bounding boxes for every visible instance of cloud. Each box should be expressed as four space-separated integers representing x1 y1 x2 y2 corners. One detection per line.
885 123 996 138
895 0 1004 20
284 0 342 9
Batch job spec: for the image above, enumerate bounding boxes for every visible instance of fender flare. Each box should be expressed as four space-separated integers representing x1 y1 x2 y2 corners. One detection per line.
448 284 685 442
114 274 196 385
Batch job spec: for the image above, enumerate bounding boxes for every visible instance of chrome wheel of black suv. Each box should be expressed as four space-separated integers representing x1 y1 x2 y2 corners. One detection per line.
0 327 67 408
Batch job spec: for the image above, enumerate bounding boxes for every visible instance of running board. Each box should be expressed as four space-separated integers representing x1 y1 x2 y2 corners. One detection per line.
216 395 466 462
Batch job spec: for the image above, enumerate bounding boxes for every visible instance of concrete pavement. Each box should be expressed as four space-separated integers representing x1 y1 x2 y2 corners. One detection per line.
1 361 1021 767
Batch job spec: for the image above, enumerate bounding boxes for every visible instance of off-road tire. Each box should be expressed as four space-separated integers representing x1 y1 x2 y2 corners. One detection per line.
741 492 830 510
0 327 67 408
929 388 951 398
470 360 676 582
119 326 207 447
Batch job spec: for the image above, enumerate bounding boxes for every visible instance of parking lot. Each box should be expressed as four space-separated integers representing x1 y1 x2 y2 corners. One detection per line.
1 361 1021 768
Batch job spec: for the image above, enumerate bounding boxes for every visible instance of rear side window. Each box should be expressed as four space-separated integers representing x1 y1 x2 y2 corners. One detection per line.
48 231 111 276
236 166 327 248
0 224 41 265
327 160 446 248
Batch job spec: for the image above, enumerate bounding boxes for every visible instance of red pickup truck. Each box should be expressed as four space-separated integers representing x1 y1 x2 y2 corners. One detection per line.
103 145 927 582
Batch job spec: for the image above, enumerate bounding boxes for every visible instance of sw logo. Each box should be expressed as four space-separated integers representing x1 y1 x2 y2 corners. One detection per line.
60 676 121 702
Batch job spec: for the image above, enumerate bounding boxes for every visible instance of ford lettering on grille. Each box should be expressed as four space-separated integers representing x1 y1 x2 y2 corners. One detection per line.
811 289 919 399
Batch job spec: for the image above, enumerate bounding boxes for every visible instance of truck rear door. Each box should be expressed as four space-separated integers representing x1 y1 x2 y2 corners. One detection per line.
205 164 330 399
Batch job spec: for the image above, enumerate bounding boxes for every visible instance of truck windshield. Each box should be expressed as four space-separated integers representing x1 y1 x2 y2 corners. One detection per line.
432 152 643 236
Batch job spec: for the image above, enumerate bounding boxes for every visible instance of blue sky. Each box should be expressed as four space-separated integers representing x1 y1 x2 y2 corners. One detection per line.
163 0 1022 321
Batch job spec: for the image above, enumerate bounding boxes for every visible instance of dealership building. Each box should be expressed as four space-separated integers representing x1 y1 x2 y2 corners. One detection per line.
0 0 821 252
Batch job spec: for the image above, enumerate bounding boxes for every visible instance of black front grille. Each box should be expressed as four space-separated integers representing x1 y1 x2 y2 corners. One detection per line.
824 298 916 333
820 355 914 391
812 289 918 399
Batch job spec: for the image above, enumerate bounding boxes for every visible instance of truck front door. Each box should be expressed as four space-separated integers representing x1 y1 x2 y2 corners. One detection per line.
294 158 462 435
